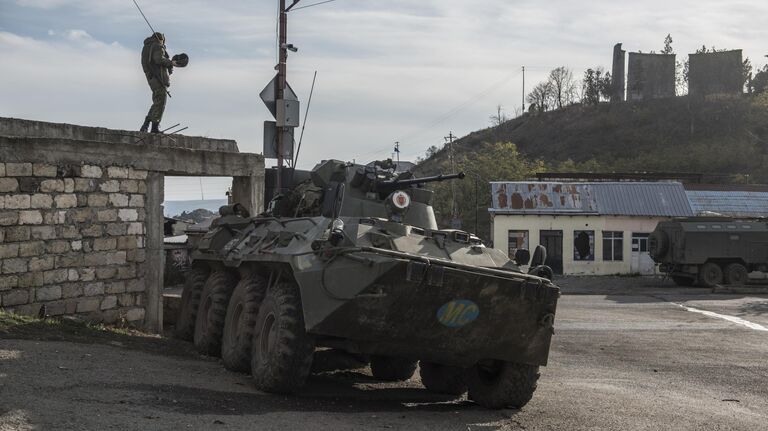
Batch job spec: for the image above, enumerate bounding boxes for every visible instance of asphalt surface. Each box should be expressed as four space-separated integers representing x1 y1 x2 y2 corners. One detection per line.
1 277 767 430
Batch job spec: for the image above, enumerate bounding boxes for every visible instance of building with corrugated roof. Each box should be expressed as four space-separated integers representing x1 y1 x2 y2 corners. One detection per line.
684 184 768 218
489 181 693 276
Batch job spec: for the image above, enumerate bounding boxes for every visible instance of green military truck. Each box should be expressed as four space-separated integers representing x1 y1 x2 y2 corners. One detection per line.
649 217 768 287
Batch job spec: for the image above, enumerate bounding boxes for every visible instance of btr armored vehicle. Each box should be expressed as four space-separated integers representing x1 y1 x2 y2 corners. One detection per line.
650 217 768 287
176 159 560 409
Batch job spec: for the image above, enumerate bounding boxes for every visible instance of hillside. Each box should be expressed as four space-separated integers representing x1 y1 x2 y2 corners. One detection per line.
415 94 768 240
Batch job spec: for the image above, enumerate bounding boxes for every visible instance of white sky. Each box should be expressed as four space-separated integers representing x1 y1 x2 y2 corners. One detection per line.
2 0 767 200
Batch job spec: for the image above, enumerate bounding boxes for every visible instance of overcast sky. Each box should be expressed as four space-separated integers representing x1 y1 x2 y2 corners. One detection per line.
2 0 767 200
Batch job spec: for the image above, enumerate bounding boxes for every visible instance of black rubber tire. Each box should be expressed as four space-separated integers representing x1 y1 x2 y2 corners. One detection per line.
671 275 695 287
466 360 540 409
649 231 669 260
251 281 315 394
724 263 749 285
370 356 418 381
193 270 239 356
222 271 267 373
699 262 724 288
174 266 209 341
419 361 467 395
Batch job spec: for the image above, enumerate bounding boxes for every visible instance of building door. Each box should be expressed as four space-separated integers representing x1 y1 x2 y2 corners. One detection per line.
540 230 563 274
631 233 655 275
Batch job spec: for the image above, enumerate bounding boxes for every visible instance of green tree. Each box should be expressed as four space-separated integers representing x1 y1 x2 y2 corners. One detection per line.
661 34 674 54
427 142 543 240
750 65 768 94
582 67 612 105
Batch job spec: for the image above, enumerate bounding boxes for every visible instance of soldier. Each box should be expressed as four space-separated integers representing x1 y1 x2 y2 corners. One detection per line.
140 32 178 133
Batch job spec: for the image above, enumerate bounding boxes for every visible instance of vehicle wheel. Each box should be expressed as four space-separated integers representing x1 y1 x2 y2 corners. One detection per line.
466 360 539 409
724 263 748 285
175 266 209 341
671 275 695 287
251 281 315 393
222 271 267 373
370 356 418 381
698 262 724 288
194 270 239 356
419 361 467 395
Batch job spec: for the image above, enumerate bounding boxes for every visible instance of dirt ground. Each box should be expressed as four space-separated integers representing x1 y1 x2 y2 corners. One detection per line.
2 276 767 430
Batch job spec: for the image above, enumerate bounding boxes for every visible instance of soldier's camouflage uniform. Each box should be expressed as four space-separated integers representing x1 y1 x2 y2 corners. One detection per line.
140 33 174 132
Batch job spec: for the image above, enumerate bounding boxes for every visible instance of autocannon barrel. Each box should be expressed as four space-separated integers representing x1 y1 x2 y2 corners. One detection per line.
377 172 465 192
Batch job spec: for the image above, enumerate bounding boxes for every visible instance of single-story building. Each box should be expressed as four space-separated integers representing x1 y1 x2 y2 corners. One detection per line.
685 184 768 218
489 181 693 275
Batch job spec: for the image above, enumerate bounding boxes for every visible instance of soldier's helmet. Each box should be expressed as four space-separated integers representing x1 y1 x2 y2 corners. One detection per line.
172 53 189 67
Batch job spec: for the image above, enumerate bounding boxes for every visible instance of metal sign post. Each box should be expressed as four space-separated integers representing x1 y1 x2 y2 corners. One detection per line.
260 0 301 197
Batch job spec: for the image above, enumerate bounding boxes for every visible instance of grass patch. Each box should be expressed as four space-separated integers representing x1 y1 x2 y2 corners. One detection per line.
0 310 201 359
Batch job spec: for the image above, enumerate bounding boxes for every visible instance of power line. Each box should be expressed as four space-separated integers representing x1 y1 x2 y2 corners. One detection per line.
352 68 522 162
290 0 339 11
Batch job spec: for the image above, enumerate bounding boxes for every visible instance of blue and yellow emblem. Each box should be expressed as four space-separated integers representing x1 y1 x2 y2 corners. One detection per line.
437 300 480 328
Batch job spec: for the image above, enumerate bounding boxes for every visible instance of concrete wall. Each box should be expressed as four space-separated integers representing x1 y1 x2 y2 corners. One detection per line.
627 53 676 101
611 43 626 102
688 50 743 96
0 117 265 331
491 214 663 275
0 162 149 323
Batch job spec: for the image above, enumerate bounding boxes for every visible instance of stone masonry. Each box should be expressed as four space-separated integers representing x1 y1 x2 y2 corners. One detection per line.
0 117 264 332
0 162 149 323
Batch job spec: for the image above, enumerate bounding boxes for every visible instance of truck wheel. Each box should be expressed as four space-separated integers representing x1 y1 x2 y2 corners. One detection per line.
419 361 467 395
194 270 239 356
370 356 418 381
466 360 539 409
222 271 267 373
175 266 209 341
724 263 748 285
251 281 315 394
671 276 694 287
699 262 723 287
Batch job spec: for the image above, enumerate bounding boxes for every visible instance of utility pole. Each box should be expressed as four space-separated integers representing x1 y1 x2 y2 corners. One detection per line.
444 131 459 227
394 141 400 166
521 65 526 114
275 0 290 193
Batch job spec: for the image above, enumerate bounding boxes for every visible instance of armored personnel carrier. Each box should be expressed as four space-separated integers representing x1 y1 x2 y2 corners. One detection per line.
650 217 768 287
176 159 560 409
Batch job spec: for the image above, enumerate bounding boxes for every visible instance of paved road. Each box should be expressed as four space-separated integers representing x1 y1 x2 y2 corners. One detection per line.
1 285 767 430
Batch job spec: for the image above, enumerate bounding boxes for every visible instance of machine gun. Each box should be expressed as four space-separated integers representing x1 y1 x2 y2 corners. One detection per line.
376 172 466 194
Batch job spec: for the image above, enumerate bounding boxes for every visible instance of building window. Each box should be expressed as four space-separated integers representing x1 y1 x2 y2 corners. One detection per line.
631 233 649 253
603 231 624 261
508 230 529 257
573 230 594 261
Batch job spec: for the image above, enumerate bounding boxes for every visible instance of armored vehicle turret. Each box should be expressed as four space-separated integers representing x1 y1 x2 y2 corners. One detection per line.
176 159 560 409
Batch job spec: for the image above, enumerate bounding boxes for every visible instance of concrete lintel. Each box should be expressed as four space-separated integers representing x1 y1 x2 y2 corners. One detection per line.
0 136 264 178
0 117 240 153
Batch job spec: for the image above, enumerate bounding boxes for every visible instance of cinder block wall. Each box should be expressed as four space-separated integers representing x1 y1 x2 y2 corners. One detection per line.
0 162 149 323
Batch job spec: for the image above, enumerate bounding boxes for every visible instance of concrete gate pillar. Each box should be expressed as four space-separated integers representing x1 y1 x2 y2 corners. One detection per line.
231 175 264 216
145 172 165 333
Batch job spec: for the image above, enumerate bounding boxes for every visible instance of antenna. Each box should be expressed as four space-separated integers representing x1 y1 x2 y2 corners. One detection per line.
292 70 317 168
132 0 162 43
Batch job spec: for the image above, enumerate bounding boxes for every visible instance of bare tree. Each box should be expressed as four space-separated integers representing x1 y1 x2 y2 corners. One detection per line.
547 66 577 109
527 81 554 114
489 105 509 126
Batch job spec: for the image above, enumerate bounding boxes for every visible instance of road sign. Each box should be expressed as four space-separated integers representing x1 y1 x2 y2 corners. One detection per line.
263 121 294 159
260 74 298 119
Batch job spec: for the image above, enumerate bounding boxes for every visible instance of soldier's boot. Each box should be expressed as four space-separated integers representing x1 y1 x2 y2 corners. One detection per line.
139 117 151 133
151 122 163 134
